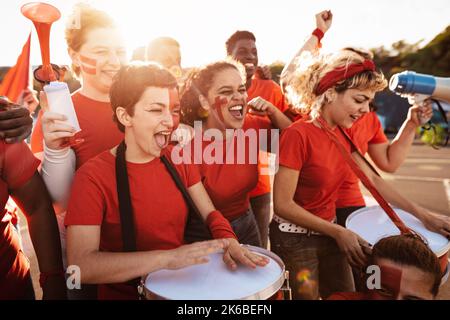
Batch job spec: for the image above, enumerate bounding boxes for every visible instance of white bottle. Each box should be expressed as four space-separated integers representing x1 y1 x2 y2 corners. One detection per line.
44 81 81 132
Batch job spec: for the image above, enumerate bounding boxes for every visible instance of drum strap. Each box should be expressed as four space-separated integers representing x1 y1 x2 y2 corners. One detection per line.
115 140 137 252
115 140 141 288
160 155 213 238
316 117 412 235
115 139 212 249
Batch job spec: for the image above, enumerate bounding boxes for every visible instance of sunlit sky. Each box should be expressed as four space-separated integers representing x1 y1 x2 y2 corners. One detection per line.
1 0 449 68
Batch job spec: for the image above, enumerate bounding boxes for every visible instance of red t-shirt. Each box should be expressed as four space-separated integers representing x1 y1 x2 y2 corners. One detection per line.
247 78 288 197
247 78 288 113
336 112 388 208
65 146 200 300
31 91 124 169
184 115 273 221
279 121 352 222
0 141 40 299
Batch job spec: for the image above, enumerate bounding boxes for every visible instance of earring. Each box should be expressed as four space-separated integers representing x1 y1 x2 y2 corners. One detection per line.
197 106 209 118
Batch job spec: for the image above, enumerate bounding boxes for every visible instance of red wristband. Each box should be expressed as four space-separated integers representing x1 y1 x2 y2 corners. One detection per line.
39 270 66 288
312 28 324 48
206 210 238 240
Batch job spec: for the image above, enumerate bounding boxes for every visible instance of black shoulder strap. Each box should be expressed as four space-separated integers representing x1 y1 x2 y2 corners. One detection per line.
115 141 137 252
160 155 207 225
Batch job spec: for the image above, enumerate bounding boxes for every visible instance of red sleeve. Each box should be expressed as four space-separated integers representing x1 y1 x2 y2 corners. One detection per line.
278 126 306 171
179 162 201 188
1 141 40 189
65 165 105 226
30 109 44 153
369 113 388 145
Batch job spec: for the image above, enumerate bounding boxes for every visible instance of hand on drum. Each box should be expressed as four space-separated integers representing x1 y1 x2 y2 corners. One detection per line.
222 238 269 270
423 211 450 239
335 227 372 267
165 239 229 270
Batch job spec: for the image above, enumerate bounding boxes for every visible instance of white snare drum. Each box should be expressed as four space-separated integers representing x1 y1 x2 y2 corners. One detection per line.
346 206 450 284
144 245 287 300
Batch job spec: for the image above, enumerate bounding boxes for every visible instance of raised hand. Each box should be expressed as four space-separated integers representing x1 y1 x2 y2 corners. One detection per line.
316 10 333 33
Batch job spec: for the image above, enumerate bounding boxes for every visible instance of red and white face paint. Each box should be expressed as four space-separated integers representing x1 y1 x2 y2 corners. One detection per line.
79 55 97 75
370 259 435 300
169 87 181 130
74 27 127 96
212 96 228 124
204 68 248 131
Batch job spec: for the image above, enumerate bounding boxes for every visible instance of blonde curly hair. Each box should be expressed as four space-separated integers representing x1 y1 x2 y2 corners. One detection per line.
286 47 387 120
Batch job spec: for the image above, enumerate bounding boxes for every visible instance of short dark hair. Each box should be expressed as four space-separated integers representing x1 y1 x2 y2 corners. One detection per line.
225 31 256 55
372 234 442 297
110 63 178 132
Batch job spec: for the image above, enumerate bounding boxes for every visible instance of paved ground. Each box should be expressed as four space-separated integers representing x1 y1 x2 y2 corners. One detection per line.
20 141 450 300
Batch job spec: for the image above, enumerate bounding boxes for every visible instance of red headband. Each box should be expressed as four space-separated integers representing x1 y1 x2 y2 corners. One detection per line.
314 59 376 95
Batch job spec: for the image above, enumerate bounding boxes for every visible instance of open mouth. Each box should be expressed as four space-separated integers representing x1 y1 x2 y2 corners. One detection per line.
349 114 360 122
154 130 172 149
244 63 256 75
228 104 245 120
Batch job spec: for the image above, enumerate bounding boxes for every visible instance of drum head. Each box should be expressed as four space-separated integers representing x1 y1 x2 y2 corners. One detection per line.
144 246 284 300
346 206 450 256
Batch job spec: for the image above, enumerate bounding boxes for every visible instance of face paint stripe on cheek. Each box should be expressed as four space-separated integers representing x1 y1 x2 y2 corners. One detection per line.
80 55 97 67
380 265 402 298
79 55 97 75
213 96 228 123
169 88 180 129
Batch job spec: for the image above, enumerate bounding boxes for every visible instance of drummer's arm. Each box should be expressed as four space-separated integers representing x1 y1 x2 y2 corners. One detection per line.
187 182 269 269
274 165 369 266
66 225 226 284
351 151 450 237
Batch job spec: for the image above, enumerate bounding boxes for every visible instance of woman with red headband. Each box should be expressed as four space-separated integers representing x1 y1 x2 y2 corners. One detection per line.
272 33 450 299
281 12 434 229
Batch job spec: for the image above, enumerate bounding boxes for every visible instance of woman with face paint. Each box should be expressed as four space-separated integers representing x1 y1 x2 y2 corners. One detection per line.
65 63 268 300
179 60 291 247
272 46 450 300
31 3 126 199
29 3 127 299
